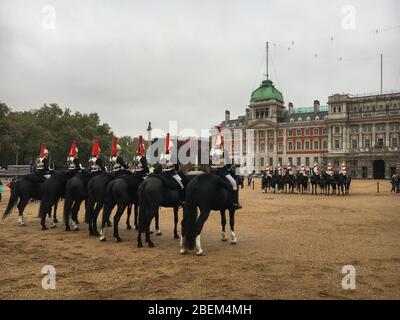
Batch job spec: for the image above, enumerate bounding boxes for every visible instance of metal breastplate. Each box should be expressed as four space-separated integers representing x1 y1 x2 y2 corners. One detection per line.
37 159 44 170
90 158 100 171
67 157 76 170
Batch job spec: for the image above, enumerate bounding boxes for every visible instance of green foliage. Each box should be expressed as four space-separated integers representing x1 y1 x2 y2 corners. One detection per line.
0 102 140 169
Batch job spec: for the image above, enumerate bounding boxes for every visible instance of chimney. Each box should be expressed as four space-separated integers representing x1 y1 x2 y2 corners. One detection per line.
245 108 250 120
225 110 230 123
313 100 320 113
288 102 293 115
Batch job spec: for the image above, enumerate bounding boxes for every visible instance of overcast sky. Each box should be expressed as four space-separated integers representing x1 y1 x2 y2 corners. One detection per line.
1 0 399 137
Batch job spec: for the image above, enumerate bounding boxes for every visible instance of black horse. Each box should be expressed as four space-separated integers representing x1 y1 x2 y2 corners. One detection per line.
136 172 188 248
39 171 74 230
296 173 308 194
310 172 320 195
99 174 143 242
271 171 283 193
180 173 238 256
3 174 47 225
261 172 273 192
63 171 94 231
283 172 296 194
85 172 114 236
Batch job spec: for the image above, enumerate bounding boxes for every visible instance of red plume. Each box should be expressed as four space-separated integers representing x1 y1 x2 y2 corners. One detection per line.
69 140 78 157
39 143 46 158
216 126 224 148
136 135 144 156
91 139 100 157
111 137 118 157
165 133 170 155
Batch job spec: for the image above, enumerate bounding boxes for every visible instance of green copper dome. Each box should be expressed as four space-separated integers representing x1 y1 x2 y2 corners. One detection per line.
250 79 284 103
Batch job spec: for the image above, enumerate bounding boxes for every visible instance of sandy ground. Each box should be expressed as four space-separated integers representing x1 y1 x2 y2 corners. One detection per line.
0 178 399 300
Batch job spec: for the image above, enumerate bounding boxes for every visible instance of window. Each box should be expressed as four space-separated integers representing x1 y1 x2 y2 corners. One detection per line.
323 127 328 134
260 158 264 167
334 139 340 149
268 131 274 138
315 116 320 121
362 166 368 178
288 157 292 165
364 138 370 148
350 125 359 133
259 142 265 151
323 140 328 149
288 130 293 136
362 124 372 132
377 138 384 147
296 157 301 166
305 157 310 167
290 118 294 123
278 129 283 137
324 115 328 120
314 140 319 150
314 157 319 164
278 142 283 150
278 157 282 165
269 158 273 166
376 123 386 132
338 107 341 112
314 128 319 135
296 141 302 150
352 139 358 149
306 116 311 121
269 142 274 150
296 129 301 136
259 131 265 138
391 137 398 147
334 107 336 113
334 126 340 134
288 141 293 150
305 128 310 135
298 117 302 122
305 141 310 150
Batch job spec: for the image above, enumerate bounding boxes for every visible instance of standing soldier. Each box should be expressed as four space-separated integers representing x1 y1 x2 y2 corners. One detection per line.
109 137 129 176
209 127 242 209
89 139 106 174
133 135 149 179
67 140 83 174
326 162 334 176
36 143 51 178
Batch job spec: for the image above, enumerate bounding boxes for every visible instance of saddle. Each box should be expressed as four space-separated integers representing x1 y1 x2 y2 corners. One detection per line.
210 171 234 191
149 173 181 190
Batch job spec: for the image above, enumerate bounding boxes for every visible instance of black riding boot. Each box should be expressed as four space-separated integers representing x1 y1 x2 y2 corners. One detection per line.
233 189 242 210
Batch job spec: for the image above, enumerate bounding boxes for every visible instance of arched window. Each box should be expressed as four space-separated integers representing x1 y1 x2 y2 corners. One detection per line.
290 118 294 123
315 116 320 121
298 117 302 122
324 115 328 120
306 116 311 121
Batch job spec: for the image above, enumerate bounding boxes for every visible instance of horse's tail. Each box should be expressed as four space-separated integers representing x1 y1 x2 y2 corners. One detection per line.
3 180 19 218
183 184 198 250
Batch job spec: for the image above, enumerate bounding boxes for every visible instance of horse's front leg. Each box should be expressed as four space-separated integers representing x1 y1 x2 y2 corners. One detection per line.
154 207 162 236
126 203 132 230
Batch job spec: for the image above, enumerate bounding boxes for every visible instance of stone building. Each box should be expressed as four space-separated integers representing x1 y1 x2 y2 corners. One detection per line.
216 78 400 179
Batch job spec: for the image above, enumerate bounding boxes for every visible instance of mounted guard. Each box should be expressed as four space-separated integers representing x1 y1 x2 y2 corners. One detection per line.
89 139 106 174
340 162 348 176
265 165 272 177
312 162 320 175
326 162 334 176
109 137 129 176
209 127 241 209
67 140 83 174
287 162 294 175
300 164 307 176
133 135 150 179
36 143 51 178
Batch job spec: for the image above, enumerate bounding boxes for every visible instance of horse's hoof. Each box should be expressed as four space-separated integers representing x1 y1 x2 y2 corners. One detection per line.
221 237 228 242
156 231 162 236
65 227 71 232
41 225 48 231
115 237 122 243
94 231 100 237
53 218 59 224
179 249 187 254
174 234 179 239
73 227 79 232
100 237 107 242
231 239 238 244
196 249 205 256
106 221 112 227
148 241 155 248
127 225 132 230
137 242 143 248
19 222 26 227
150 230 154 234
